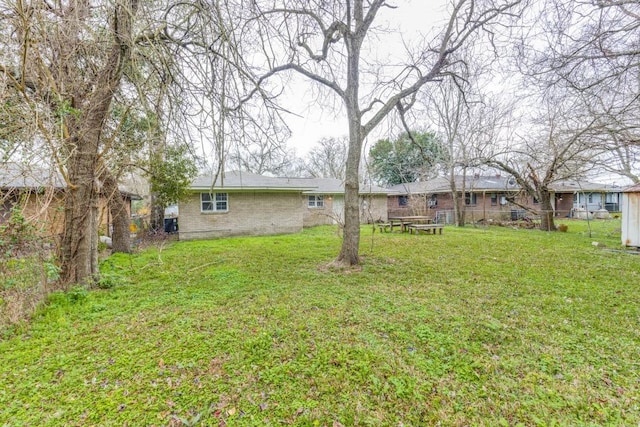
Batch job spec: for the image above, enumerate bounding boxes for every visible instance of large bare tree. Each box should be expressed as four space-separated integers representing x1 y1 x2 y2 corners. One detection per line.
304 137 348 179
247 0 525 266
520 0 640 183
228 140 294 175
486 92 603 231
585 78 640 184
1 0 142 284
423 74 509 226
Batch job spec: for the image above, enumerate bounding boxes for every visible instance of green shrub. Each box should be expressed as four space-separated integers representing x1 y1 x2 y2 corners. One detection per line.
95 272 127 289
67 286 89 302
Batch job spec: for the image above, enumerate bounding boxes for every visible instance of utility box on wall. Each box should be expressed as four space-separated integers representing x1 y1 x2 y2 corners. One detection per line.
621 184 640 248
163 217 179 234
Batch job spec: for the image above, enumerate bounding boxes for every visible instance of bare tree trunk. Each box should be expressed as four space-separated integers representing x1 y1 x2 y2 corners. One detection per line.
337 115 363 265
459 171 467 226
539 190 556 231
450 168 466 227
456 193 467 225
101 171 131 253
335 2 364 267
449 178 461 226
150 193 164 232
449 165 457 226
59 0 139 284
60 140 100 286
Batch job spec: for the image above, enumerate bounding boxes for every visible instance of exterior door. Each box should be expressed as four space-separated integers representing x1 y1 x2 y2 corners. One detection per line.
332 196 344 224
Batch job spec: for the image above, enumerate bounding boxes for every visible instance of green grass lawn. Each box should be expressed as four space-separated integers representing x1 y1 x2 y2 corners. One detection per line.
1 220 639 426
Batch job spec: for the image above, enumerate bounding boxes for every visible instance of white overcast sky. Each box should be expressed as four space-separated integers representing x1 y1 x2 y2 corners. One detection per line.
281 0 450 156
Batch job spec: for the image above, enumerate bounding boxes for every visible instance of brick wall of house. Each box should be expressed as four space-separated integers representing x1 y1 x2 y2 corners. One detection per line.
1 190 65 237
555 194 574 218
2 189 136 240
303 195 338 227
361 194 388 224
388 192 541 223
302 194 388 227
179 191 304 240
27 192 65 236
387 194 430 218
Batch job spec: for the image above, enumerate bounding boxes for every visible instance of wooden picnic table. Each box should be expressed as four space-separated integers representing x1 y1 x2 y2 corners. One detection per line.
387 216 433 232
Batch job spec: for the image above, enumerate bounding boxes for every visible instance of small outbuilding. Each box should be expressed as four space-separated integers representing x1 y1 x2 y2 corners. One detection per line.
621 183 640 248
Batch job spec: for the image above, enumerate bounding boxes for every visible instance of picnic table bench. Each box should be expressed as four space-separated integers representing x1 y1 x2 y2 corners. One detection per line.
407 223 444 235
378 218 406 233
378 222 392 232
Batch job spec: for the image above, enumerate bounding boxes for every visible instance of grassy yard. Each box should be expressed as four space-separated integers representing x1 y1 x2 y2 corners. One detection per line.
1 219 639 426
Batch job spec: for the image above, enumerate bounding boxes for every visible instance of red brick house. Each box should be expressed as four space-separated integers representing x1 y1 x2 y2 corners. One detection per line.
386 175 624 224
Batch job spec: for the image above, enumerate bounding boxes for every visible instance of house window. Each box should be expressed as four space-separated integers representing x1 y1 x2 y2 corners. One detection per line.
588 193 593 203
465 192 477 206
490 194 508 206
398 195 408 207
428 194 437 207
308 195 324 208
201 192 228 212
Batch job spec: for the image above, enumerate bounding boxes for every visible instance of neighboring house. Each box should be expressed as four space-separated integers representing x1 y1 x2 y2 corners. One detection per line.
387 175 524 223
549 181 624 217
0 163 140 238
386 174 625 223
178 171 391 240
0 163 66 235
621 183 640 248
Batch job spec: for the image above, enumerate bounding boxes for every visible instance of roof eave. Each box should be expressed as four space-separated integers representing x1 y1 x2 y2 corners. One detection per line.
189 186 313 192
